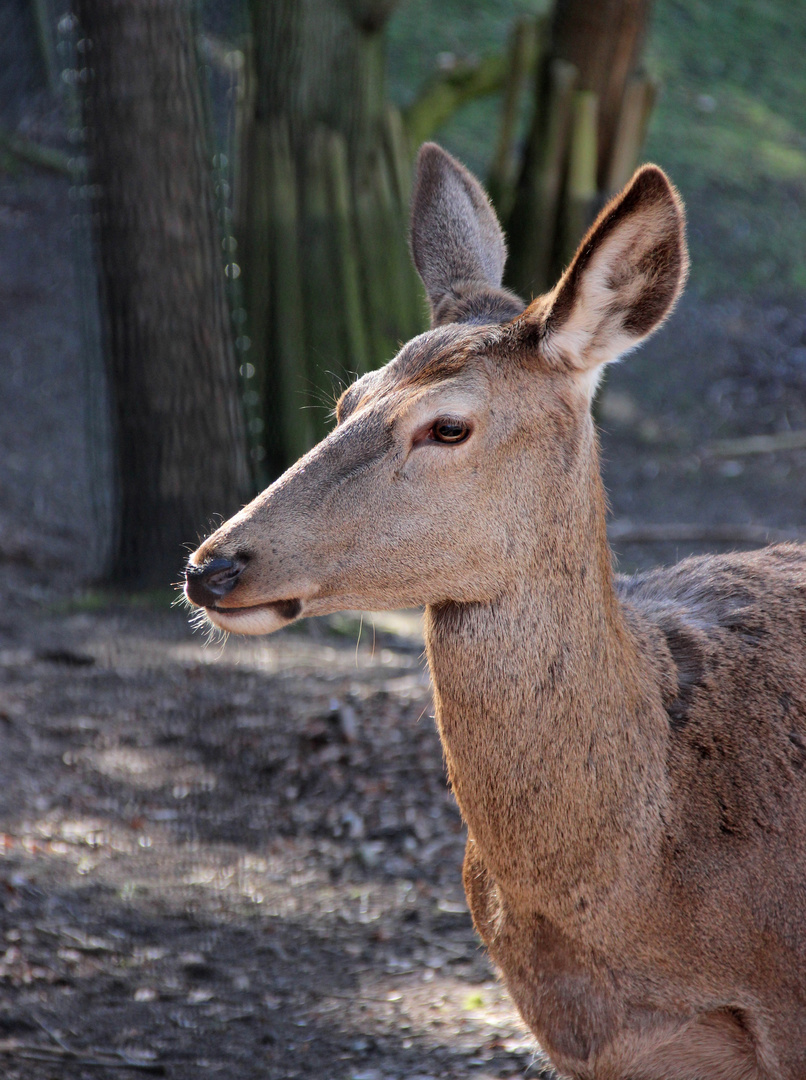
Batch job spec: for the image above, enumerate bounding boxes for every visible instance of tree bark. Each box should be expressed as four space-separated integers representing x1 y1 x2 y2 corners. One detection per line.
76 0 250 588
249 0 389 163
549 0 649 189
240 0 422 473
505 0 652 298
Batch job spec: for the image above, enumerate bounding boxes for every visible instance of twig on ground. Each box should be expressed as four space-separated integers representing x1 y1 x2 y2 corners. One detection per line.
608 522 805 546
56 926 118 952
5 1017 168 1074
706 430 806 457
1 1044 165 1072
33 1014 73 1054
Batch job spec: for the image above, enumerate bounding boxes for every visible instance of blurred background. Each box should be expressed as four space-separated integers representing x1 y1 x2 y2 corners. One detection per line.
3 0 805 591
0 2 804 1078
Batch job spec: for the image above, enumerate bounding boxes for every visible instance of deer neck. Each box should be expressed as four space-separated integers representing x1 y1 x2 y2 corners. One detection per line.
424 445 669 920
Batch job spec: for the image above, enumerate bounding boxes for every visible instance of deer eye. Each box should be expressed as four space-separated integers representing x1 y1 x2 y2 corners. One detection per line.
431 418 471 444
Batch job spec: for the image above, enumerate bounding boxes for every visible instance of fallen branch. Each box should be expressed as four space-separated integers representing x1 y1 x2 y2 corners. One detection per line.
0 129 72 175
608 522 805 546
33 1014 74 1055
1 1045 165 1072
35 925 117 953
0 1017 168 1074
706 430 806 457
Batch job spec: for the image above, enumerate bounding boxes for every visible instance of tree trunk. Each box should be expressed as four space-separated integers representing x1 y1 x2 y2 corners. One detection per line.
240 0 422 474
549 0 648 190
76 0 250 588
506 0 651 298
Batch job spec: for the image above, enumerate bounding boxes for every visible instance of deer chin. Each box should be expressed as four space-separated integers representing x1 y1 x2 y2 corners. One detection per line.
203 597 304 636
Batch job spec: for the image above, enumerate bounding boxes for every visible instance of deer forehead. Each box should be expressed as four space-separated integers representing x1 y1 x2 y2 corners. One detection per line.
337 318 592 446
337 323 495 420
390 322 493 386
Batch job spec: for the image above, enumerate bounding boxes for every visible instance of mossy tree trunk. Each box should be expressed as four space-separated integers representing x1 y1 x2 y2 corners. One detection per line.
550 0 649 189
76 0 250 587
506 0 653 298
240 0 423 476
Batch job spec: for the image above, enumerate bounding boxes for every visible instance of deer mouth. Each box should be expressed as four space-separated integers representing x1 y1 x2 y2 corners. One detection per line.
196 596 306 636
208 597 302 621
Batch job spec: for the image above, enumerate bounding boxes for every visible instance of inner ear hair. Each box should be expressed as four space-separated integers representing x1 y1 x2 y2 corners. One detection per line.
431 282 525 328
520 164 689 376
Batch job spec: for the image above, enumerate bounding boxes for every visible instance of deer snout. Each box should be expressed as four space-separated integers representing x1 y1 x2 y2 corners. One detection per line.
184 555 246 608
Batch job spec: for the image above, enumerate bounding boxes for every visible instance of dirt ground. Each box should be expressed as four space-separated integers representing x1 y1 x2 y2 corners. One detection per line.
2 94 806 1080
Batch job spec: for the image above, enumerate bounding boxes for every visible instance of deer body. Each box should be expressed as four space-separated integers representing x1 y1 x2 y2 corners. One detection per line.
432 546 806 1079
185 145 806 1078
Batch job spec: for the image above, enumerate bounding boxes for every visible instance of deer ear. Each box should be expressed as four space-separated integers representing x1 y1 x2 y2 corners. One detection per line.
518 164 688 390
410 143 525 328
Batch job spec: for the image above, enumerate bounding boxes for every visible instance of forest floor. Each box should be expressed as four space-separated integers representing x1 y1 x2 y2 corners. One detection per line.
2 68 806 1080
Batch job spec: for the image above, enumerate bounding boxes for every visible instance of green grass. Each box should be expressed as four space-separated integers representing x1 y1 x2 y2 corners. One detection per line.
387 0 806 298
644 0 806 295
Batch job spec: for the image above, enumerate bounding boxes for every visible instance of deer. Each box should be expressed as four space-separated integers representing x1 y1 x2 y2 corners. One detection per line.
184 143 806 1080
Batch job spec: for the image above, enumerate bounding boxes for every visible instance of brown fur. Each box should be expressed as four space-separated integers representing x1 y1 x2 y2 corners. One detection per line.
185 145 806 1078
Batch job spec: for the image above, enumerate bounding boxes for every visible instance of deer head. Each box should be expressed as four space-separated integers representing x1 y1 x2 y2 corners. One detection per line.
184 144 687 634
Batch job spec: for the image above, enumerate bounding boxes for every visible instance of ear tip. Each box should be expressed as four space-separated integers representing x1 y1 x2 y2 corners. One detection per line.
629 163 684 212
632 162 670 182
417 141 446 160
627 162 689 285
415 142 455 177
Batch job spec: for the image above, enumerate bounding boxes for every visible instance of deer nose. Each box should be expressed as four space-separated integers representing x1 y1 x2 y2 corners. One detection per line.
184 556 246 608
